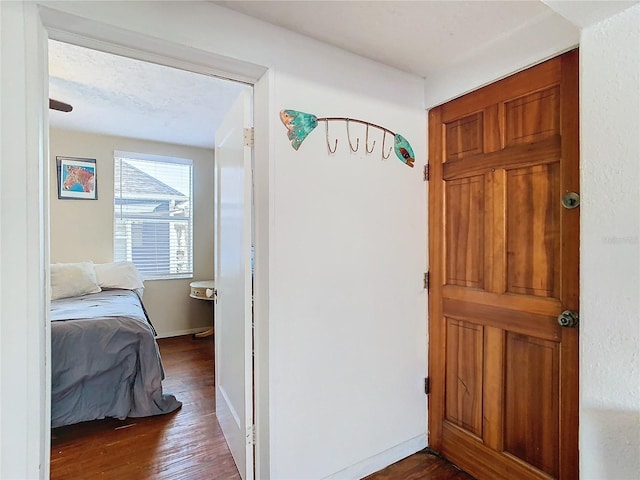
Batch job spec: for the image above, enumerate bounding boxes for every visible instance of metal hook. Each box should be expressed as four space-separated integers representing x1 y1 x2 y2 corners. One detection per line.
325 120 338 154
381 131 393 159
346 119 360 153
365 124 376 154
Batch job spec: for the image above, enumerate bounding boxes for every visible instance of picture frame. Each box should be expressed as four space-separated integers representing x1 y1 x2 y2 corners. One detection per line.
56 156 98 200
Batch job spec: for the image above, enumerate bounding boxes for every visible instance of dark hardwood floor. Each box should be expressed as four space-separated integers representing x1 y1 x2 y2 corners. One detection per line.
50 334 472 480
365 450 474 480
50 335 240 480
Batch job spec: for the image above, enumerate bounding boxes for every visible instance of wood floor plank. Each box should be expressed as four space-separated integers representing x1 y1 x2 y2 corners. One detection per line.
364 450 475 480
50 335 240 480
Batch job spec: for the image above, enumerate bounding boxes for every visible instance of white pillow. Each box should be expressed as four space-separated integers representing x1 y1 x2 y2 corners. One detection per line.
94 261 145 293
50 262 102 301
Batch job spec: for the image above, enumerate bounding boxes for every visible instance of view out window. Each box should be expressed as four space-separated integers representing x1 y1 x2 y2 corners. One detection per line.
113 151 193 280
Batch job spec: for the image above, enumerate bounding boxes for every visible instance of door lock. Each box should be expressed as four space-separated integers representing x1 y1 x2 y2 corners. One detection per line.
562 192 580 209
557 310 579 328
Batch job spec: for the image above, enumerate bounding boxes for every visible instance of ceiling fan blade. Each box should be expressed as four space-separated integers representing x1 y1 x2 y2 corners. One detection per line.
49 99 73 112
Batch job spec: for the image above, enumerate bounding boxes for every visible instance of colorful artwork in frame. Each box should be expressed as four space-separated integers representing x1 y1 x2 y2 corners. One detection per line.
56 156 98 200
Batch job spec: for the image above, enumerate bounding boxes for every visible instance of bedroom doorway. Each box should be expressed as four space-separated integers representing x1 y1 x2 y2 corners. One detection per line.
48 32 266 478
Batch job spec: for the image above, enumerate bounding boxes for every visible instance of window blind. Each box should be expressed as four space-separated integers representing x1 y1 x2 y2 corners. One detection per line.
113 152 193 280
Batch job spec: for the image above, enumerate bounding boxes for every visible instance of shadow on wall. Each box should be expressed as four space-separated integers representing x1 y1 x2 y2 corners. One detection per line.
581 407 640 479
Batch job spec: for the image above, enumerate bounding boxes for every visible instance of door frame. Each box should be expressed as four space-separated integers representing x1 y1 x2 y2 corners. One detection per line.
35 6 271 478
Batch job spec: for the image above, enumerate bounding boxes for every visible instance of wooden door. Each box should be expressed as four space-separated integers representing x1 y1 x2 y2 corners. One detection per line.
427 51 579 480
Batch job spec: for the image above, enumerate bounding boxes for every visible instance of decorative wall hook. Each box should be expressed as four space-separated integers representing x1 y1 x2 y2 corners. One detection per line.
365 124 376 154
279 109 415 168
346 119 360 153
381 132 393 160
324 120 338 154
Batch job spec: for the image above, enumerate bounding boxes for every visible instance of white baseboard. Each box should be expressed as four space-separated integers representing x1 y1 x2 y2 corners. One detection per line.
321 434 427 480
155 327 209 339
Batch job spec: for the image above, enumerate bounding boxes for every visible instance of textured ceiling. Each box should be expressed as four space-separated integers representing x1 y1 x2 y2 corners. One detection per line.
48 40 250 149
215 0 553 78
216 0 637 78
48 1 637 148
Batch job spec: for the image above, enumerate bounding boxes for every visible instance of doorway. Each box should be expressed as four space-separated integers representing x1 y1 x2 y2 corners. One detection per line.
47 40 252 477
43 16 269 478
0 4 271 478
427 50 580 480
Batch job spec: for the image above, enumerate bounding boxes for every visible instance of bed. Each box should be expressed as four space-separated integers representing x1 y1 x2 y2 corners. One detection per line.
50 261 181 428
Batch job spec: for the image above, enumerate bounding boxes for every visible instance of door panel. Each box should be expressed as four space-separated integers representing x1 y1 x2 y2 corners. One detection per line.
504 334 559 476
214 89 254 480
428 51 579 480
445 112 484 161
506 163 560 298
445 176 485 288
505 86 560 146
445 319 484 437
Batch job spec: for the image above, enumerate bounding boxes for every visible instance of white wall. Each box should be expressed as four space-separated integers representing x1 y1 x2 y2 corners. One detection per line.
49 128 215 337
271 74 427 480
0 1 429 479
579 5 640 479
253 31 428 480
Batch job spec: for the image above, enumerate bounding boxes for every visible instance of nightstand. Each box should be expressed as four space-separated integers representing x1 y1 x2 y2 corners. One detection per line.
190 280 215 338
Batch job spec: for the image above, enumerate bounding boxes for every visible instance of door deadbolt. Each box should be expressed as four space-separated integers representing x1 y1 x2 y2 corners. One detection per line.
562 192 580 209
557 310 579 328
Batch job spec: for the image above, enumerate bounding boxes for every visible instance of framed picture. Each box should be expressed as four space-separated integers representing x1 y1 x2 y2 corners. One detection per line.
56 156 98 200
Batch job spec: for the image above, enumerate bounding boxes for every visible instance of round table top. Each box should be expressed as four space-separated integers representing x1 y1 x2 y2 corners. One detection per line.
190 280 215 300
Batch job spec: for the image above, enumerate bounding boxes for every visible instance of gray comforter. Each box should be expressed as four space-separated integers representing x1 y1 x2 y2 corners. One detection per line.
51 289 181 428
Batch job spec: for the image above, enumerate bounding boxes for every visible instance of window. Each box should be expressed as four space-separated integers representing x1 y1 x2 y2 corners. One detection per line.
114 151 193 280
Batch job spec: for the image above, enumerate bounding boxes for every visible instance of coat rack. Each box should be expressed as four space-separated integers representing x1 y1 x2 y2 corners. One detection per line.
280 109 415 168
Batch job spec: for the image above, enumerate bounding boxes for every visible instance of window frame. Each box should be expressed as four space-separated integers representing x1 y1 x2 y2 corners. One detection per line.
113 150 194 281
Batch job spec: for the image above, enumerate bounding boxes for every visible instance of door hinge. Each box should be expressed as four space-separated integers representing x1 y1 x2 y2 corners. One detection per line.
423 164 430 181
424 377 430 395
244 127 254 147
247 424 256 446
423 271 430 291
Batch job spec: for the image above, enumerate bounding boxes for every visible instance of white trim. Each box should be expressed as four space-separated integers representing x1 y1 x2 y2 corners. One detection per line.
1 3 50 478
115 150 193 166
252 70 273 480
155 327 212 339
321 435 428 480
38 5 267 85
